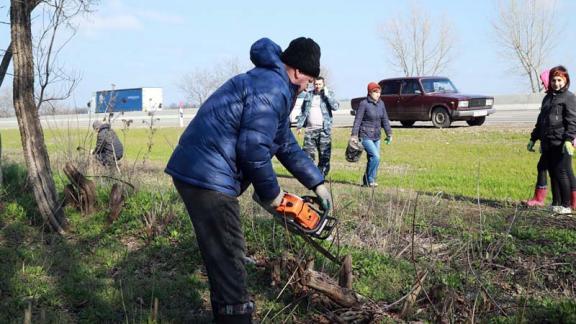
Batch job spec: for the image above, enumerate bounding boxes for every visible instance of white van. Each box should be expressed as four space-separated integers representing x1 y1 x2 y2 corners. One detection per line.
290 91 307 127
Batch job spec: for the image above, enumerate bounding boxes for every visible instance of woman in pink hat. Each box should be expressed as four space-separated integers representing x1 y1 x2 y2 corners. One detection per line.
525 69 551 206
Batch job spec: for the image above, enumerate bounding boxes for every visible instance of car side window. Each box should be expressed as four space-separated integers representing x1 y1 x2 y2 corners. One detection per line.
421 79 434 93
401 80 421 95
381 81 401 95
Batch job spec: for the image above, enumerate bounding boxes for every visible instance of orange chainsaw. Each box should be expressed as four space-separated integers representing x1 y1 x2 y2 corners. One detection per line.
273 193 340 263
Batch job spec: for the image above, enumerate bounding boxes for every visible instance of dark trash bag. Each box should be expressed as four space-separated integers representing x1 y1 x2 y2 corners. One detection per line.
345 138 364 162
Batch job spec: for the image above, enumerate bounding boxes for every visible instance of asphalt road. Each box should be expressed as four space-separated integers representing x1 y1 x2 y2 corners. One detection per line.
333 108 538 128
0 107 539 130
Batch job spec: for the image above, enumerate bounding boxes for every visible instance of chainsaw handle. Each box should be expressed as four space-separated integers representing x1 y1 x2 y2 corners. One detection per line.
302 195 337 240
301 195 327 216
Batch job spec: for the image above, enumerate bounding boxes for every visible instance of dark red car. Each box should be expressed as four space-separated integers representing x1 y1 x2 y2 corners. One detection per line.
350 77 495 128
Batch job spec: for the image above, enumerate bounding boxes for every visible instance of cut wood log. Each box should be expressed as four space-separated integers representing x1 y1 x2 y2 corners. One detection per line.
63 162 96 215
302 268 366 308
259 252 403 321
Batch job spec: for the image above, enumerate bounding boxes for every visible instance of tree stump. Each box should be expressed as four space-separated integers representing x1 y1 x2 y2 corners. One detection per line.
339 254 353 289
108 183 124 223
63 162 96 215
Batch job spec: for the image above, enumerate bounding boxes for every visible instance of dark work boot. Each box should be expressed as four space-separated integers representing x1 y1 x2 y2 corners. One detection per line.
526 187 547 207
212 301 254 324
214 313 252 324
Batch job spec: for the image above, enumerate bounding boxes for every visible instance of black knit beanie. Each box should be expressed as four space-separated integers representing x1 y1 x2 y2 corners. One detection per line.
280 37 321 78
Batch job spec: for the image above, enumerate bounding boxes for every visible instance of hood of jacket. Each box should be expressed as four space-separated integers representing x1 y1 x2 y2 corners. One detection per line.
97 123 110 132
250 38 300 100
250 38 283 70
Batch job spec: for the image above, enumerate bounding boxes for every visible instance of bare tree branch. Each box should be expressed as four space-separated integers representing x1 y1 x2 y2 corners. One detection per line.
0 42 12 88
379 4 456 77
34 0 84 110
492 0 558 92
178 58 249 107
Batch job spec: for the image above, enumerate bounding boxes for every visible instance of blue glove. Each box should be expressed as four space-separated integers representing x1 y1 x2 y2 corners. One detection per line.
385 136 392 145
563 141 574 156
527 140 535 152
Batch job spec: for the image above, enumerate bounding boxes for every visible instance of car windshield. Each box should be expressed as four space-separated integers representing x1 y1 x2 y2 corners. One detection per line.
421 78 458 93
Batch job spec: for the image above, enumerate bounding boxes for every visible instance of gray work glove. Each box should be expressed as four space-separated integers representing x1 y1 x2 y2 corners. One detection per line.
314 184 332 211
253 190 285 214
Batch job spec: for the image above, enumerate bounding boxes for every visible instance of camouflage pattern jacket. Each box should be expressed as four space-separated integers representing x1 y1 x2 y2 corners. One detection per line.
296 89 340 131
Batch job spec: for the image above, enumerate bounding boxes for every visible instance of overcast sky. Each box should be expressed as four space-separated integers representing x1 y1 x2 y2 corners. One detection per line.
1 0 576 106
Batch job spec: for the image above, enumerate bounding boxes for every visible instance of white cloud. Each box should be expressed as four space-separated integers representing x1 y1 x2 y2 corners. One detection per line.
75 1 184 35
78 14 144 33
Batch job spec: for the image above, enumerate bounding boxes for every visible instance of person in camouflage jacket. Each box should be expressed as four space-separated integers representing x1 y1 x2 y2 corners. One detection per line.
296 77 339 177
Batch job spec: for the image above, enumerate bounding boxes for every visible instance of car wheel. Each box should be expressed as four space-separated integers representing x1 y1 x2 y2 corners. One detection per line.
466 116 486 126
431 107 451 128
400 120 415 127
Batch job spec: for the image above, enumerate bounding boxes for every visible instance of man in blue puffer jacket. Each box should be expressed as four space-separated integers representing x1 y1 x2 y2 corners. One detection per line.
165 37 332 324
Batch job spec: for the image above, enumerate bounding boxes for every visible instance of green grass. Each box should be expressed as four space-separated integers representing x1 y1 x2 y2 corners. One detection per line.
298 126 538 202
1 125 543 202
0 168 205 322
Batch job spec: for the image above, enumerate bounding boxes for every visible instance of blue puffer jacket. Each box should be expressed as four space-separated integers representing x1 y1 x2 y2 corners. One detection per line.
165 38 324 201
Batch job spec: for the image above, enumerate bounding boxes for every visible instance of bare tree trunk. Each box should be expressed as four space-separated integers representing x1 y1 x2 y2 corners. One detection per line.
11 0 67 233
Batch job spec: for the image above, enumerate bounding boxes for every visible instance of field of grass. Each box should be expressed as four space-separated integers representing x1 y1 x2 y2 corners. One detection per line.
1 125 544 202
1 125 575 322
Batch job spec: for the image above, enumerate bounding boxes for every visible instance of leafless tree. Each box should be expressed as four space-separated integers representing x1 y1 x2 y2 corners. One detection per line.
492 0 558 93
9 0 93 233
379 5 456 77
34 0 84 114
178 58 248 107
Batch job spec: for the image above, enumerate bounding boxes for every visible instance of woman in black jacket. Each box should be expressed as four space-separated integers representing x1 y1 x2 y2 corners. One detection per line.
351 82 393 187
528 65 576 214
